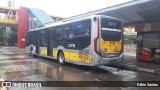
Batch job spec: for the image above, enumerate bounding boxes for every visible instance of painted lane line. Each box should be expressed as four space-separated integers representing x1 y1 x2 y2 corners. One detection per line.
124 53 136 56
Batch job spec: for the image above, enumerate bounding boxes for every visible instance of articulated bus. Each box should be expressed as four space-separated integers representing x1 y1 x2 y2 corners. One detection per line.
26 15 123 66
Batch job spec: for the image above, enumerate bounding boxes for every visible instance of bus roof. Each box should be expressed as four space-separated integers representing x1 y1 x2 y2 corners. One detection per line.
28 15 120 32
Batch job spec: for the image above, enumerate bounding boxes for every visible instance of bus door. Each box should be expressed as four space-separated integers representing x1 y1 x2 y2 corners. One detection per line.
47 30 53 56
36 31 40 54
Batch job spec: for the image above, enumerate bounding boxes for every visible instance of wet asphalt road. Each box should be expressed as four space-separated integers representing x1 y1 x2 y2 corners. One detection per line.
0 47 160 90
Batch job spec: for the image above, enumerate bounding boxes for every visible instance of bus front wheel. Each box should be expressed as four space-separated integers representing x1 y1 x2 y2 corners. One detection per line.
57 51 65 64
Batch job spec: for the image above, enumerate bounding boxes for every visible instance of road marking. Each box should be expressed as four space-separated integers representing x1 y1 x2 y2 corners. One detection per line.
136 68 155 73
124 53 136 56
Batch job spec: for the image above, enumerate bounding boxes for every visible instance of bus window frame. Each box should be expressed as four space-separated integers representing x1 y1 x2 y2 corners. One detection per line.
39 29 47 47
101 17 122 41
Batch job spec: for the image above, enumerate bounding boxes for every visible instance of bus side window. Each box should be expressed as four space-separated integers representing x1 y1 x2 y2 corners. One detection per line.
55 27 64 41
72 20 91 36
48 27 55 41
63 24 70 39
40 30 47 47
67 23 75 39
75 21 86 35
30 32 36 45
85 19 91 35
68 30 74 39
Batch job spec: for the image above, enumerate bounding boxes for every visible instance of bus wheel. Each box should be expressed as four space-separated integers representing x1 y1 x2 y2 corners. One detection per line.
57 51 65 64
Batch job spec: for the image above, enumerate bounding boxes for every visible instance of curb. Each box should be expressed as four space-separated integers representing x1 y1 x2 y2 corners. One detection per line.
110 63 160 75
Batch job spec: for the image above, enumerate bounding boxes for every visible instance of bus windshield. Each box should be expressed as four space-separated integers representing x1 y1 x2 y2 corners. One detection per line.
101 17 121 41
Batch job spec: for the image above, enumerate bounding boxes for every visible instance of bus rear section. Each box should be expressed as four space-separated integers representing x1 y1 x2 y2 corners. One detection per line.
92 16 123 65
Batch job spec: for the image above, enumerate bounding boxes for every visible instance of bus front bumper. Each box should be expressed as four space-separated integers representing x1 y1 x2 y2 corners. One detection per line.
98 53 124 65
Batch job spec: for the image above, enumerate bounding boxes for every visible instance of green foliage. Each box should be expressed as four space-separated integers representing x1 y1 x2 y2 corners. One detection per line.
0 27 5 42
2 31 17 45
0 27 17 46
0 42 3 46
0 27 5 31
3 32 12 43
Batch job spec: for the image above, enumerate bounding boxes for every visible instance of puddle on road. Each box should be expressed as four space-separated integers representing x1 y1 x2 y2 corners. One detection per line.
98 65 135 75
0 60 85 81
0 49 33 60
0 48 139 82
0 48 91 81
0 59 139 82
98 65 137 81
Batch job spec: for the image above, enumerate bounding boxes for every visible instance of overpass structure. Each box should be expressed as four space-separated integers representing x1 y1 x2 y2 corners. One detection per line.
0 6 18 26
0 6 63 48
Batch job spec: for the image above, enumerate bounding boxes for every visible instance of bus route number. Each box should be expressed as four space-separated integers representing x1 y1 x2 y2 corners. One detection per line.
68 44 75 48
108 22 116 27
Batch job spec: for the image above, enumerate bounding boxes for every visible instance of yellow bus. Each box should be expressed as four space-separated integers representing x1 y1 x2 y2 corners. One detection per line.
26 15 123 66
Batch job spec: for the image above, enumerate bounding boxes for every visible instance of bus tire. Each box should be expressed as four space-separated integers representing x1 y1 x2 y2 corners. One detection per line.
57 51 65 64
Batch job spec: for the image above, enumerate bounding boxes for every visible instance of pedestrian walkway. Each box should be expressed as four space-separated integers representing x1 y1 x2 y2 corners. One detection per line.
110 49 160 75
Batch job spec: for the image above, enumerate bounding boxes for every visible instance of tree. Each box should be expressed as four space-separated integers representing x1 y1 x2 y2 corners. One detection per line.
3 31 12 46
0 27 5 46
0 27 18 46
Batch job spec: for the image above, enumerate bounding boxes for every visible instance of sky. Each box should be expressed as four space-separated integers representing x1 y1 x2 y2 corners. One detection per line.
0 0 132 17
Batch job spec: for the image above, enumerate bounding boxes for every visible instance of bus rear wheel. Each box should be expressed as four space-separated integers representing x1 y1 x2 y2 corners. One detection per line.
57 51 65 64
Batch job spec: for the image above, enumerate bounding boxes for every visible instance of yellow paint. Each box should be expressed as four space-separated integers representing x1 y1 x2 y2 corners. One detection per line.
100 38 122 54
85 60 91 64
0 6 18 10
40 50 43 55
77 53 83 62
70 52 77 61
53 50 58 58
0 7 18 26
52 50 91 64
45 49 47 55
64 52 69 60
40 49 47 55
